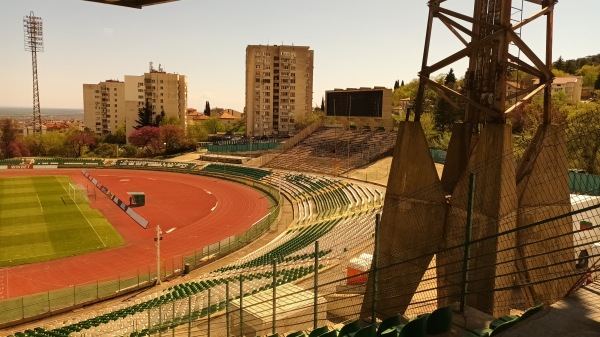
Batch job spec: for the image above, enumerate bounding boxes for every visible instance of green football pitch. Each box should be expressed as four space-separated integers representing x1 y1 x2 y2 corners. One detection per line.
0 175 124 267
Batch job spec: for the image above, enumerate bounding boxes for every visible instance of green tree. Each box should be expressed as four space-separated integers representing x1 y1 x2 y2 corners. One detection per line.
320 97 325 111
566 103 600 174
564 60 577 74
204 101 211 115
393 80 400 90
155 109 166 126
401 80 404 86
553 56 565 71
187 123 209 142
202 116 224 134
576 65 600 88
135 101 158 129
103 125 126 145
433 69 460 131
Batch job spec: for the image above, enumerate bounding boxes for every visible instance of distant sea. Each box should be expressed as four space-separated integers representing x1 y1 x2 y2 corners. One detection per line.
0 106 83 120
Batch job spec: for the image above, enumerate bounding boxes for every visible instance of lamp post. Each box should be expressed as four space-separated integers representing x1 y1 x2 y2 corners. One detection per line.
154 225 163 284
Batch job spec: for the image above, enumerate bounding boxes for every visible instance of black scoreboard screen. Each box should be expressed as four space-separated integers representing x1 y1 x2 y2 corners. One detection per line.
326 90 383 118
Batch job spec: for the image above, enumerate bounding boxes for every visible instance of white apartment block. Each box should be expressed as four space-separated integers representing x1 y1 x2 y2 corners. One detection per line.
245 45 314 137
83 65 187 139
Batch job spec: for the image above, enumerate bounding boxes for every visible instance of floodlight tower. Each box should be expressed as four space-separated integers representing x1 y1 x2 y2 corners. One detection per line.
24 11 44 134
363 0 569 319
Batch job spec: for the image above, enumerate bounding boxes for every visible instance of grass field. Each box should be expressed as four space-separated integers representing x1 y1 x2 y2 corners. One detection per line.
0 175 124 267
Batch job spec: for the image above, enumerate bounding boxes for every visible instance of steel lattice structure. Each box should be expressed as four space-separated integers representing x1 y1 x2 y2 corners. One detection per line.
24 11 44 134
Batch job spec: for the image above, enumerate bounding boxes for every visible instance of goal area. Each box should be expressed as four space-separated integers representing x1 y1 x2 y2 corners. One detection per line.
68 183 89 204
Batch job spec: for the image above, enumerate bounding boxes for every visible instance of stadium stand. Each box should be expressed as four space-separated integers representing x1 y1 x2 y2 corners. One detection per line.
33 158 104 166
264 127 397 176
0 159 26 165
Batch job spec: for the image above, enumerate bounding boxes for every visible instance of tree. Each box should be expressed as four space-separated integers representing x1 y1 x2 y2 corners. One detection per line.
401 80 405 87
155 110 166 126
160 125 185 155
576 64 600 87
566 103 600 174
554 56 565 71
320 97 325 111
128 126 161 156
394 80 400 90
135 101 158 129
595 74 600 90
202 116 224 134
188 123 209 142
103 125 126 145
433 69 460 131
65 129 97 157
204 101 211 116
0 118 21 159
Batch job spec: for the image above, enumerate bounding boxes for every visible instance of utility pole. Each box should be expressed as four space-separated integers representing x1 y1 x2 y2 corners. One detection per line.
155 225 163 284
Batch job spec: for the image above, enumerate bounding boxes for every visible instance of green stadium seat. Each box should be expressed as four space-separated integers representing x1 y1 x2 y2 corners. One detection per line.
309 326 329 337
319 331 338 337
426 306 453 335
398 315 426 337
377 315 403 336
353 324 376 337
489 319 519 336
338 320 363 337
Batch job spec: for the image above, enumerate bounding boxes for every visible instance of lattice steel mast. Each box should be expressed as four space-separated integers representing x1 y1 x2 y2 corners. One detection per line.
24 11 44 134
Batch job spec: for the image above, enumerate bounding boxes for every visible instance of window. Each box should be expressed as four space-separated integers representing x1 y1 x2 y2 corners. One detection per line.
264 91 271 96
256 65 261 69
263 85 270 90
263 72 271 76
263 105 270 109
263 98 270 103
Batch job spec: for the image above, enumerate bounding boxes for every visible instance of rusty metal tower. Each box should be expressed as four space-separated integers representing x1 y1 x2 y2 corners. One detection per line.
413 0 556 135
362 0 567 319
24 11 44 134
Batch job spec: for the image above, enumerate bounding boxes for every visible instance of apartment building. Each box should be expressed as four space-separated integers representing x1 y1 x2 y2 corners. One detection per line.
533 76 583 103
245 45 314 137
83 64 187 138
83 80 126 135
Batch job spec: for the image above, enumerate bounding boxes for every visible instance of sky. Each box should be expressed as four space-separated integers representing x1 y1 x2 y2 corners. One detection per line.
0 0 598 112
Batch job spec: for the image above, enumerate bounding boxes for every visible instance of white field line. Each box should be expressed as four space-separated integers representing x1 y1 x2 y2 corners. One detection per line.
55 176 107 248
35 193 43 212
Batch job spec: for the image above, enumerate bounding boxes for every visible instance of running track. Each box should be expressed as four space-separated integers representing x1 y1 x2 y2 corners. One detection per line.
0 169 270 299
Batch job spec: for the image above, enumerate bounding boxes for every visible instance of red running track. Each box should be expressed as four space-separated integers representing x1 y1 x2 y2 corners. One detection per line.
0 169 270 299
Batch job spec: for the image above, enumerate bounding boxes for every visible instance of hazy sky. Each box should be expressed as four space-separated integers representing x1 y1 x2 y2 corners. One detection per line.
1 0 598 111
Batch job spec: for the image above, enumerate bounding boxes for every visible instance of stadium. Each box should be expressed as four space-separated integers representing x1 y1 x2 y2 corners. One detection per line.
2 0 600 337
1 107 600 336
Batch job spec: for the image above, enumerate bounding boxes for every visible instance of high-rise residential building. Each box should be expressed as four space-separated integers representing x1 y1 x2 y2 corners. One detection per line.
245 45 314 137
83 64 187 139
83 80 126 135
